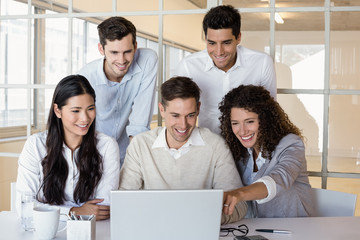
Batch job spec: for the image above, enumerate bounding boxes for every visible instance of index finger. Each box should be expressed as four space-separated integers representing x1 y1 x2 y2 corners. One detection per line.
223 192 228 203
97 205 110 211
227 200 236 216
86 199 105 204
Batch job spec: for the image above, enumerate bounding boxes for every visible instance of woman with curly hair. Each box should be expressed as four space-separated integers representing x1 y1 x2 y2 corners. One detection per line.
219 84 313 218
16 75 120 220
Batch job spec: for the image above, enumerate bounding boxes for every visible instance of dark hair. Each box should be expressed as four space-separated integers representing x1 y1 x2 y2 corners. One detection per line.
161 76 201 108
219 85 302 161
39 74 103 205
97 16 136 47
203 5 241 38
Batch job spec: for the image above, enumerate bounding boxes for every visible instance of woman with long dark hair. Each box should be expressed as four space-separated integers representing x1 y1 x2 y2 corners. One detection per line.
219 84 313 218
16 75 120 220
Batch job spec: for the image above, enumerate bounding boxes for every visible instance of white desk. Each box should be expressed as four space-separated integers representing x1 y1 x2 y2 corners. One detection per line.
223 216 360 240
0 211 109 240
1 211 360 240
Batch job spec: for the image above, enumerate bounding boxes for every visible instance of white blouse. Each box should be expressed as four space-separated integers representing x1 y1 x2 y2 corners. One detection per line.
16 131 120 216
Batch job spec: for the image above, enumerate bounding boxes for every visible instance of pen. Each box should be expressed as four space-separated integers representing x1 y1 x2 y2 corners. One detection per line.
256 229 292 234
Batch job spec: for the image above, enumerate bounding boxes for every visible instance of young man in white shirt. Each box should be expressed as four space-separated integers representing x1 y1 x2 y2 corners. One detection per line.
119 76 247 224
175 5 276 135
78 17 158 166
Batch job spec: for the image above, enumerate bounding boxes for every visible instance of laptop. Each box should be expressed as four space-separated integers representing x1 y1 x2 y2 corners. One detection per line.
110 189 223 240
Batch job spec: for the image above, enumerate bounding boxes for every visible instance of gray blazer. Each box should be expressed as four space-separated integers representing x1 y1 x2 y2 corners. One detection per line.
237 134 314 217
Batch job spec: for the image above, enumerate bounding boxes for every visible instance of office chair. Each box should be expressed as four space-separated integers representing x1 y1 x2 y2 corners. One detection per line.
310 188 357 217
10 182 17 212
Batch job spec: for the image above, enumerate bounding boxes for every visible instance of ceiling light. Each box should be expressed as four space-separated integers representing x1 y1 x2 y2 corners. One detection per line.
275 13 284 24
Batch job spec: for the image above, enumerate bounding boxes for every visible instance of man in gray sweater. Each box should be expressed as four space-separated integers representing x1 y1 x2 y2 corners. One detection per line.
119 76 247 224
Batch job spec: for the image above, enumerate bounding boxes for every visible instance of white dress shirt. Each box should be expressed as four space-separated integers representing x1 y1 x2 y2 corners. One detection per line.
16 131 120 216
175 45 276 134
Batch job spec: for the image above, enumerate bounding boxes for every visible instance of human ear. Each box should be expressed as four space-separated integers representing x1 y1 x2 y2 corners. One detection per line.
159 102 166 118
236 32 241 44
197 102 201 115
53 104 62 118
98 43 105 56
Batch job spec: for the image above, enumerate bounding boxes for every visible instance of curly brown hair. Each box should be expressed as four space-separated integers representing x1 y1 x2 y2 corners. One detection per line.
219 85 302 162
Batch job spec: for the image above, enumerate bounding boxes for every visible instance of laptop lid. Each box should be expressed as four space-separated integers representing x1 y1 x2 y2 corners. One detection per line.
110 189 223 240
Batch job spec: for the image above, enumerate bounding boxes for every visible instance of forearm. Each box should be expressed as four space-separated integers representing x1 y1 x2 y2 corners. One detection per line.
236 182 268 201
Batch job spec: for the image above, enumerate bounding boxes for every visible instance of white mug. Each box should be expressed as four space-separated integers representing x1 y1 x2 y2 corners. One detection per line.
33 206 67 240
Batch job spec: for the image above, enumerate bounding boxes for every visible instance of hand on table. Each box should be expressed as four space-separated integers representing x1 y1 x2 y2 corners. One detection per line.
70 199 110 221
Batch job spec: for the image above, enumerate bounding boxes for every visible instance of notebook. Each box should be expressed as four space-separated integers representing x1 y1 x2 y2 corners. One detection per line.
110 189 223 240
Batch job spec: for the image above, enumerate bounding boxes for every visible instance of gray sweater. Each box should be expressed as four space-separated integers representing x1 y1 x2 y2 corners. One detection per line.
120 127 247 223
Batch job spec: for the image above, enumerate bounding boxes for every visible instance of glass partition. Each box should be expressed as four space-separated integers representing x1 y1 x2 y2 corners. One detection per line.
328 95 360 173
330 11 360 90
278 94 323 172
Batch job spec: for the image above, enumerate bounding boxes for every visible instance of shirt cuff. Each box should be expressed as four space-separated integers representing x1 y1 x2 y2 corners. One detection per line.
126 125 149 138
254 176 276 204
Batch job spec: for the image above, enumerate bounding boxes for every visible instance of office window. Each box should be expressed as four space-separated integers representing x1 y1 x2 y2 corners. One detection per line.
274 0 325 7
330 11 360 90
241 12 270 54
0 18 30 85
43 15 69 84
278 94 323 172
1 0 29 15
328 95 360 173
333 0 360 7
73 0 112 12
116 0 158 11
164 0 205 10
0 89 31 128
226 0 269 8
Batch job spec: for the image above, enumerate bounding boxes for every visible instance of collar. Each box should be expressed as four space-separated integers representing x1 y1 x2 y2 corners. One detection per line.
247 148 266 166
152 127 205 150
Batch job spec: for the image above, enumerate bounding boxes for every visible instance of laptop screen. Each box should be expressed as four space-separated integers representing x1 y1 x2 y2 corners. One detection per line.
110 189 223 240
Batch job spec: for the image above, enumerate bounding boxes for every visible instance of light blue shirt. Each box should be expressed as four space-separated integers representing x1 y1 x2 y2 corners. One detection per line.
78 48 158 166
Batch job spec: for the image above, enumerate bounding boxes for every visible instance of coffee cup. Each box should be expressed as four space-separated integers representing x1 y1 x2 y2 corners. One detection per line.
33 206 67 240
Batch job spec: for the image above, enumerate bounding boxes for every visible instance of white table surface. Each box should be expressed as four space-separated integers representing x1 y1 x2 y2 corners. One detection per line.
1 211 360 240
0 211 109 240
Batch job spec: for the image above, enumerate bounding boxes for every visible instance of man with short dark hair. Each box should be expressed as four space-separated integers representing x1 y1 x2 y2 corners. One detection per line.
78 17 158 166
119 76 247 224
176 5 276 135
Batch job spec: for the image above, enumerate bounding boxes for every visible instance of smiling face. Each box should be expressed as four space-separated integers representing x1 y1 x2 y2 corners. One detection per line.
206 28 241 72
98 33 137 83
159 97 200 150
54 93 96 149
230 107 260 153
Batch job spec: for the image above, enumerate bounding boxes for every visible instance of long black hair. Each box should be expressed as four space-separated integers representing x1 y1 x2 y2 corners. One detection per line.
39 74 103 205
